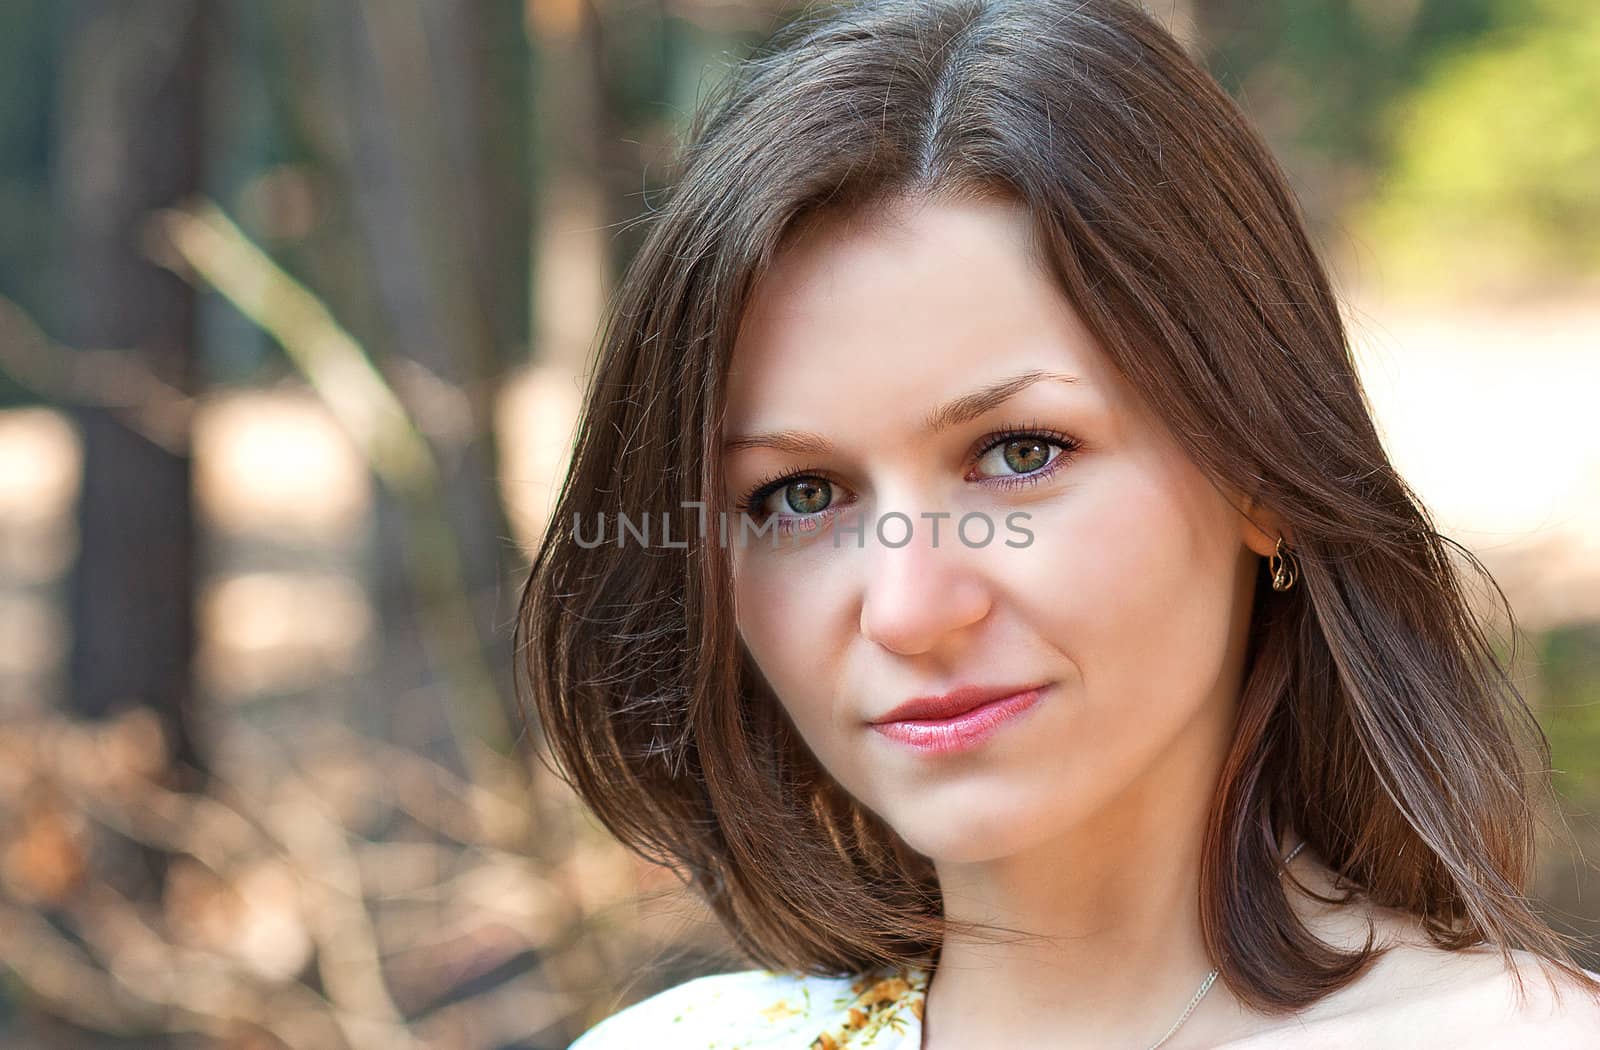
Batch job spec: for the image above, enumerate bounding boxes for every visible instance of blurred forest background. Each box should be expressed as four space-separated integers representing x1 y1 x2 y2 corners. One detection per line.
0 0 1596 1047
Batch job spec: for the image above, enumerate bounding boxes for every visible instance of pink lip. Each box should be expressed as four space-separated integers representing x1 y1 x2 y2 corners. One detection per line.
870 684 1050 755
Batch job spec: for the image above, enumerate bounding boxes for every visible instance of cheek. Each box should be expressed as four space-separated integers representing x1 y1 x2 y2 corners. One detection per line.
1014 456 1240 712
731 542 808 652
731 559 783 682
731 551 845 735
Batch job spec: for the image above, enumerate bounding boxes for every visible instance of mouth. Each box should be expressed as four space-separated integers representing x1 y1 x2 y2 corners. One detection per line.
872 681 1053 724
869 683 1051 755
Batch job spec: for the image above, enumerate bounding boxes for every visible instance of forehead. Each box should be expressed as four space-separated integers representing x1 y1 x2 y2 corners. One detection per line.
724 195 1125 428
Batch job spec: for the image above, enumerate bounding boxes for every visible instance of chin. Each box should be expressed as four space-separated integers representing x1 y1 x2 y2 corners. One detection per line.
884 796 1065 865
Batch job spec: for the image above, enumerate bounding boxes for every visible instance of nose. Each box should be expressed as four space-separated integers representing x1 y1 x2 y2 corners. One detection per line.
857 517 994 656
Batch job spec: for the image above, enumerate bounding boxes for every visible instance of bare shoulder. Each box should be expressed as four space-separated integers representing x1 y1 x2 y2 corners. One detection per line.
1217 932 1600 1049
1222 857 1600 1048
1451 947 1600 1045
1355 940 1600 1048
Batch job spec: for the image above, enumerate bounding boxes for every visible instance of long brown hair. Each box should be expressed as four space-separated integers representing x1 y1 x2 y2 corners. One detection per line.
515 0 1598 1011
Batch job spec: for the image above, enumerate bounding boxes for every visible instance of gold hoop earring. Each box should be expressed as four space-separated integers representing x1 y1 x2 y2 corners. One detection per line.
1270 535 1298 592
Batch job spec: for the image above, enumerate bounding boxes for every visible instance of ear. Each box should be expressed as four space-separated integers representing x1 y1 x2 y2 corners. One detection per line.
1239 492 1293 559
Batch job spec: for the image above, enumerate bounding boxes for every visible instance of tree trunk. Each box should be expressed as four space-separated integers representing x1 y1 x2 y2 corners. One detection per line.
56 0 208 790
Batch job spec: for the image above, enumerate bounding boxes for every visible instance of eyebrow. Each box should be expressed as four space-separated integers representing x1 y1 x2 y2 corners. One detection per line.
721 369 1081 455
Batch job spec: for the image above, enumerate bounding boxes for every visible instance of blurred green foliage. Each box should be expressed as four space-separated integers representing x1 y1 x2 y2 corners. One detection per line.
1539 622 1600 804
1356 0 1600 293
1201 0 1509 226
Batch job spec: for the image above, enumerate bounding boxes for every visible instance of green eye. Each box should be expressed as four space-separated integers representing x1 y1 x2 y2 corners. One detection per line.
977 436 1060 477
782 478 832 515
1005 439 1050 473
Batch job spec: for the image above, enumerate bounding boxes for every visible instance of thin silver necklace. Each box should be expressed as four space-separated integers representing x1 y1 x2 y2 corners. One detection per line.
919 840 1309 1050
1143 839 1307 1050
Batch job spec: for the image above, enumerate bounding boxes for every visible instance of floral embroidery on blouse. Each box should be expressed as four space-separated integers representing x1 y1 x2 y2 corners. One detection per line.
807 966 929 1050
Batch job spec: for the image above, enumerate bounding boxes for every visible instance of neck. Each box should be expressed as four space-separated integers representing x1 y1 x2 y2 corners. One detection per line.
920 710 1241 1049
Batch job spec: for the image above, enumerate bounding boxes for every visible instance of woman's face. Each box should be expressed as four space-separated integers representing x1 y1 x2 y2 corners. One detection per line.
722 195 1277 864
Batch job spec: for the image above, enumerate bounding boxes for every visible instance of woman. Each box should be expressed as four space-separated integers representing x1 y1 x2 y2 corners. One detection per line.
517 1 1600 1046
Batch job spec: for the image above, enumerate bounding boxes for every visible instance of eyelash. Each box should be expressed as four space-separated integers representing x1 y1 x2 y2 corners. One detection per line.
735 419 1084 529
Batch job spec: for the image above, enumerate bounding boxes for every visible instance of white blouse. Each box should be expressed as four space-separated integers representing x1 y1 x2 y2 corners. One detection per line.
568 963 931 1049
